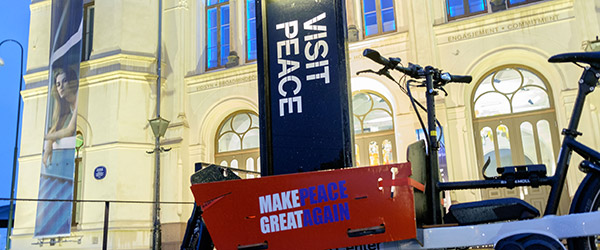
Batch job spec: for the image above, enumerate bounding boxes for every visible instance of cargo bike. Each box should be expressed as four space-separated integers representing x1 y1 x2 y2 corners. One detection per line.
182 50 600 250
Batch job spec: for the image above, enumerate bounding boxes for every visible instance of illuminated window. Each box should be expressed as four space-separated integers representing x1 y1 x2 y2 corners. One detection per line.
473 67 550 118
472 66 559 212
362 0 396 37
353 91 393 134
246 0 257 61
206 0 230 69
352 91 396 166
447 0 544 20
215 111 260 178
446 0 486 20
382 139 393 165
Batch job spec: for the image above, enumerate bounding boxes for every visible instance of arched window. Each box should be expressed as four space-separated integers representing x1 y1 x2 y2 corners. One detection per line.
471 66 561 212
215 111 261 178
352 91 395 166
473 67 550 118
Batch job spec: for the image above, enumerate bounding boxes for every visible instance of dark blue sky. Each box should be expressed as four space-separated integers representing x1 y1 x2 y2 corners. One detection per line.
0 0 30 248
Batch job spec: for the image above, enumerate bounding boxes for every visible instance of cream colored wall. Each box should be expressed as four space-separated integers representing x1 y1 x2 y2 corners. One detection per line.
345 0 600 203
433 0 597 200
16 0 162 249
14 0 600 249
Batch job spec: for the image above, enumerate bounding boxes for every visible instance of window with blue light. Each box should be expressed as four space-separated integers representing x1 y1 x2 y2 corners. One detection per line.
468 0 486 13
447 0 486 20
447 0 544 20
362 0 395 37
447 0 465 18
380 0 395 33
246 0 257 61
206 0 230 69
508 0 543 7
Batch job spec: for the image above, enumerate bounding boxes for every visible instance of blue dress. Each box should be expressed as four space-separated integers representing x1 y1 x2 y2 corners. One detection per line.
35 112 76 237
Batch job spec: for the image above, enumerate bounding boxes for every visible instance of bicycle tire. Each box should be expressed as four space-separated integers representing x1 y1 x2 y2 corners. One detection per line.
567 173 600 250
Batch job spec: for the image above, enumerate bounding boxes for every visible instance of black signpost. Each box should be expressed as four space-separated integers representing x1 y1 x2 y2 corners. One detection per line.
257 0 354 175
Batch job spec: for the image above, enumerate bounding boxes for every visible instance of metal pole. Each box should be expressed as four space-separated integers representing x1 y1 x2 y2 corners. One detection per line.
152 0 163 249
102 201 110 250
424 67 442 225
0 39 24 250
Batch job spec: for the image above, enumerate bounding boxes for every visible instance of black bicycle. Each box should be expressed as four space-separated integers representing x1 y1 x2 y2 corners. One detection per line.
361 48 600 249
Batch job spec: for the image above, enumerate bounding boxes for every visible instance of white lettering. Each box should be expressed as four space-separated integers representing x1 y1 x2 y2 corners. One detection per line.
259 195 272 214
260 216 270 234
287 211 297 229
279 97 302 116
294 210 303 228
306 60 330 84
278 75 302 96
304 40 328 61
303 13 326 31
279 213 288 230
269 215 279 232
303 13 327 41
276 38 299 59
277 59 300 78
260 210 304 234
276 20 299 38
272 193 283 212
291 189 300 208
281 191 293 210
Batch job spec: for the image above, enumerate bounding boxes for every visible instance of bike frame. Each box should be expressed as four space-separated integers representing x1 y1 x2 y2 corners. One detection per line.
422 66 600 224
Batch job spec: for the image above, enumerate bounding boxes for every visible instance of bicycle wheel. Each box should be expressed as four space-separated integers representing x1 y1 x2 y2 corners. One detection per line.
568 173 600 250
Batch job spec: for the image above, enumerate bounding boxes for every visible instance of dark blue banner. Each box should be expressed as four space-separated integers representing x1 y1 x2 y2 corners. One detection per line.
257 0 353 175
35 0 83 237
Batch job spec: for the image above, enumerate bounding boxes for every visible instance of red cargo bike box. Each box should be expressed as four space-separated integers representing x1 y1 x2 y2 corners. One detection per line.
190 163 419 249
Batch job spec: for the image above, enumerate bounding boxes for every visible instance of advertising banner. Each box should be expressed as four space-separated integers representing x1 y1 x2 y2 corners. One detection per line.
35 0 83 237
257 0 354 175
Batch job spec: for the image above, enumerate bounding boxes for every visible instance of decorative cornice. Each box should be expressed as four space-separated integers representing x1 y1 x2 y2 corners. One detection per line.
434 0 573 45
23 53 158 94
31 0 50 10
185 64 258 93
81 53 157 77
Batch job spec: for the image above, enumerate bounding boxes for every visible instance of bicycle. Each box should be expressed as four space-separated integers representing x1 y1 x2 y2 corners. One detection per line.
360 48 600 249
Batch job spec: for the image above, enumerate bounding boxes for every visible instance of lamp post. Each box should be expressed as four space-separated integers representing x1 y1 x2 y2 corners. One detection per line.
0 39 24 250
148 116 169 250
150 1 165 249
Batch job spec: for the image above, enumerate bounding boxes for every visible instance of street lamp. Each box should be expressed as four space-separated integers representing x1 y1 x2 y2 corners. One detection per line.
150 1 165 249
0 39 24 250
147 116 169 250
149 117 170 138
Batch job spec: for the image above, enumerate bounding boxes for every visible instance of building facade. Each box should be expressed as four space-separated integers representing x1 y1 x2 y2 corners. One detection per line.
12 0 600 249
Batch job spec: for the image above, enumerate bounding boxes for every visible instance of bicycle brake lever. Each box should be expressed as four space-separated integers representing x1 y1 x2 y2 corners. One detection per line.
356 69 377 75
439 87 448 96
378 68 398 83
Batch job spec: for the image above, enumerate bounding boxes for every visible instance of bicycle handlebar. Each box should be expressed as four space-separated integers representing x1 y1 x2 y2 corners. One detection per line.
363 48 416 77
449 74 473 83
363 48 472 84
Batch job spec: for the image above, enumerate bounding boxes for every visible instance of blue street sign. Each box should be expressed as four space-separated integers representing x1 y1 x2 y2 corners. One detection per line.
94 166 106 180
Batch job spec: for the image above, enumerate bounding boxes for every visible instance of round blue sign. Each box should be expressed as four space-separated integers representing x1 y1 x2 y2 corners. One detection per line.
94 166 107 180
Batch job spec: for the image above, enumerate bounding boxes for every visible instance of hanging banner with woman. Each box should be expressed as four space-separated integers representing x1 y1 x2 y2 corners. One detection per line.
35 0 83 238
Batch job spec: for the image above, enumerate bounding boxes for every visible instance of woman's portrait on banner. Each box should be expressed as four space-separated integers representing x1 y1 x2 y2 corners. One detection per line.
42 66 78 167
